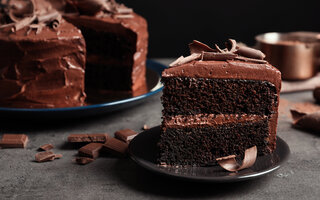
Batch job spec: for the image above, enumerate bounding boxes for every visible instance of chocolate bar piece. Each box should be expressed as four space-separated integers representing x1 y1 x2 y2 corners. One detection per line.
39 144 54 151
103 137 128 157
35 151 56 162
114 129 138 143
78 143 103 159
54 154 63 159
68 134 109 143
0 134 28 148
75 157 94 165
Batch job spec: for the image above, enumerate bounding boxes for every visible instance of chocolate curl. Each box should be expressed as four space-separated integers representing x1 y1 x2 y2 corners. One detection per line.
114 14 133 19
116 4 133 14
189 40 215 54
12 14 36 32
236 46 266 60
169 53 201 67
8 0 35 23
234 56 268 64
37 10 60 24
290 109 320 131
202 52 237 61
214 44 227 53
216 146 257 172
226 39 237 53
51 14 62 29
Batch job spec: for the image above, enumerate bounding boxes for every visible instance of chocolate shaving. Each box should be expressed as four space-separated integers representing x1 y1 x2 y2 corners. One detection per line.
214 44 227 53
189 40 215 54
114 14 133 19
236 46 266 60
170 39 267 67
234 56 268 64
37 10 60 23
202 52 237 61
12 15 36 32
290 109 320 132
226 39 237 53
169 53 201 67
216 146 257 172
8 0 35 23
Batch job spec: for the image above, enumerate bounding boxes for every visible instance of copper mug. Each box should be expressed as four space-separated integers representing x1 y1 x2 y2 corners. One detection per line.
255 32 320 80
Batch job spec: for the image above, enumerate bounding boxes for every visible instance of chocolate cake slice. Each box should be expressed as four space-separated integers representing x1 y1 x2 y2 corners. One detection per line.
0 0 86 108
64 0 148 95
158 40 281 166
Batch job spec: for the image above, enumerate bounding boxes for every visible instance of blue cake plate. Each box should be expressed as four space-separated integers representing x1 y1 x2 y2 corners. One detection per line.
0 60 166 119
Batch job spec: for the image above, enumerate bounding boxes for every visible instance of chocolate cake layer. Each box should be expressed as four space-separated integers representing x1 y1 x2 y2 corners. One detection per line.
0 20 86 108
64 13 148 92
158 118 270 166
162 77 278 116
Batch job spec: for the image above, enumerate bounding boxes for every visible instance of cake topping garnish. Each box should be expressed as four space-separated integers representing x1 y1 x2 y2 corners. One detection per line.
66 0 133 19
169 39 267 67
216 146 257 172
0 0 62 34
290 109 320 132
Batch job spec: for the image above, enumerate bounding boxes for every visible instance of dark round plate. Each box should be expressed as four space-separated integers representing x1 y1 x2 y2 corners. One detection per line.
0 60 166 119
129 126 290 182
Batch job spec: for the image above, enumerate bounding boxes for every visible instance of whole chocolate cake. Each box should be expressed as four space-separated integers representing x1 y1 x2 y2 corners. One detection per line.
158 40 281 166
0 0 86 108
64 0 148 94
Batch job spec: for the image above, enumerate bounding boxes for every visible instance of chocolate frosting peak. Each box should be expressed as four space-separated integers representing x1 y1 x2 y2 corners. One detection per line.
170 39 267 67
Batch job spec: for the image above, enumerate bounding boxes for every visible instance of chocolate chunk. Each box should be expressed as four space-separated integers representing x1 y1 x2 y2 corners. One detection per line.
216 146 257 172
39 144 54 151
313 87 320 102
35 151 55 162
114 129 138 143
103 137 128 157
236 46 266 60
202 52 237 61
189 40 215 54
0 134 28 148
78 143 103 159
290 109 320 132
68 133 109 143
75 157 94 165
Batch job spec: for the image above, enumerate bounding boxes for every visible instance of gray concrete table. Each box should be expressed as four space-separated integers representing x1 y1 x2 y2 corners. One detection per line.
0 59 319 200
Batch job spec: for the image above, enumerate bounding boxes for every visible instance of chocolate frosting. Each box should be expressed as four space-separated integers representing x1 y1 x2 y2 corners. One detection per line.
164 39 281 92
0 7 86 108
64 0 148 91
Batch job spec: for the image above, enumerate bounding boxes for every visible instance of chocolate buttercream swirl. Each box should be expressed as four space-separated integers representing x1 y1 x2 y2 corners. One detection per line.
66 0 133 18
0 0 62 34
169 39 267 67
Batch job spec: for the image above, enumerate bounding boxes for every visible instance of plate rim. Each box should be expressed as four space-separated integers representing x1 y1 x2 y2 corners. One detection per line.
129 125 291 182
0 60 166 113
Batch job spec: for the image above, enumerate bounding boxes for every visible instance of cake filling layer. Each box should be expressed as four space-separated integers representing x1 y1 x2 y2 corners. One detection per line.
162 77 278 116
163 114 268 128
158 119 270 166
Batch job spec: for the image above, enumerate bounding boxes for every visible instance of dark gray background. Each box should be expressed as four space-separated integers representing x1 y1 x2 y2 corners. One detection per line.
119 0 320 57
